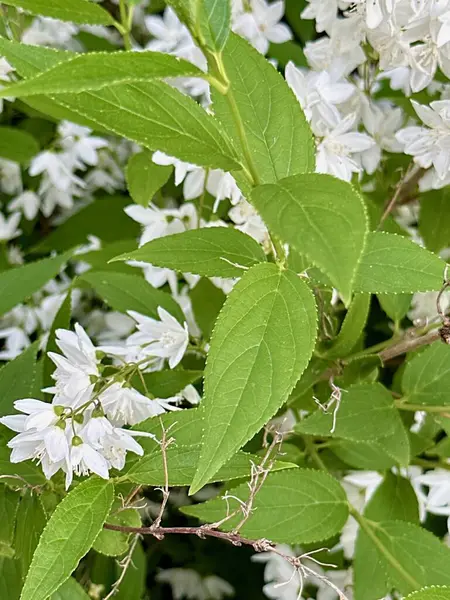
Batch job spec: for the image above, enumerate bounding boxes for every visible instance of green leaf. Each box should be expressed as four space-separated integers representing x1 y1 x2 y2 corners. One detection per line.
0 39 240 171
0 341 39 417
126 151 172 207
0 39 74 79
252 174 368 304
14 493 47 580
43 292 71 389
126 443 294 486
419 189 450 253
406 588 450 600
1 51 203 97
77 241 139 275
0 557 22 600
198 0 231 51
191 278 226 339
378 293 412 322
297 383 402 442
51 579 91 600
0 39 107 130
0 0 115 25
358 520 450 596
401 342 450 407
79 271 185 323
165 0 196 26
112 228 267 277
323 293 370 358
333 434 409 470
0 126 39 163
0 487 18 558
93 507 141 557
133 369 203 398
212 34 314 187
133 408 205 449
56 80 240 171
184 469 348 544
190 263 317 494
354 474 419 600
354 232 445 293
33 195 139 253
365 473 419 524
0 251 71 318
20 478 114 600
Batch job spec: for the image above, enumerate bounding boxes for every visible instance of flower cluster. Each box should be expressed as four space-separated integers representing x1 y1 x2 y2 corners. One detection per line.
0 308 194 489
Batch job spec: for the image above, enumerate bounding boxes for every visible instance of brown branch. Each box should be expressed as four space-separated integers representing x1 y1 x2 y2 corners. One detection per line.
103 523 349 599
378 329 440 363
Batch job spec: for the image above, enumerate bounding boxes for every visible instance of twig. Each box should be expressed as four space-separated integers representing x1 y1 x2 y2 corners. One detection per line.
378 162 420 228
378 328 440 362
103 523 349 599
150 419 175 536
313 377 346 434
233 428 284 532
103 534 140 600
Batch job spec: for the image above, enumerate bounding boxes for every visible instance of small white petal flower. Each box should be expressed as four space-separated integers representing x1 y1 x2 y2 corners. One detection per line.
128 307 189 369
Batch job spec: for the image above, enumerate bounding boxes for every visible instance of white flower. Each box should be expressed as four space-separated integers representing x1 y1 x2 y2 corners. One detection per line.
127 307 189 369
0 326 30 360
1 414 71 482
413 469 450 518
0 58 13 81
396 100 450 182
124 203 185 246
66 435 109 489
233 0 292 55
360 103 404 173
315 113 375 181
22 17 78 47
0 212 21 241
8 191 40 221
301 0 339 34
30 151 85 194
229 200 268 244
156 568 234 600
0 159 22 195
286 62 355 135
252 544 301 600
99 382 180 426
145 7 191 54
58 121 108 167
96 425 153 472
35 293 67 331
48 324 99 401
180 384 201 405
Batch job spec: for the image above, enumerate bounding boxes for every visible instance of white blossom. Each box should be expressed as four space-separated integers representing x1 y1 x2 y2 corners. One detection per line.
127 307 189 369
0 212 22 241
156 568 234 600
315 114 375 181
8 191 41 221
396 100 450 183
233 0 292 55
99 382 180 426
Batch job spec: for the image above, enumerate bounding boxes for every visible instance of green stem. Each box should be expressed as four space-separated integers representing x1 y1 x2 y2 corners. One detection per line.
413 457 450 472
395 400 450 414
119 0 131 50
303 436 327 471
349 506 420 590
